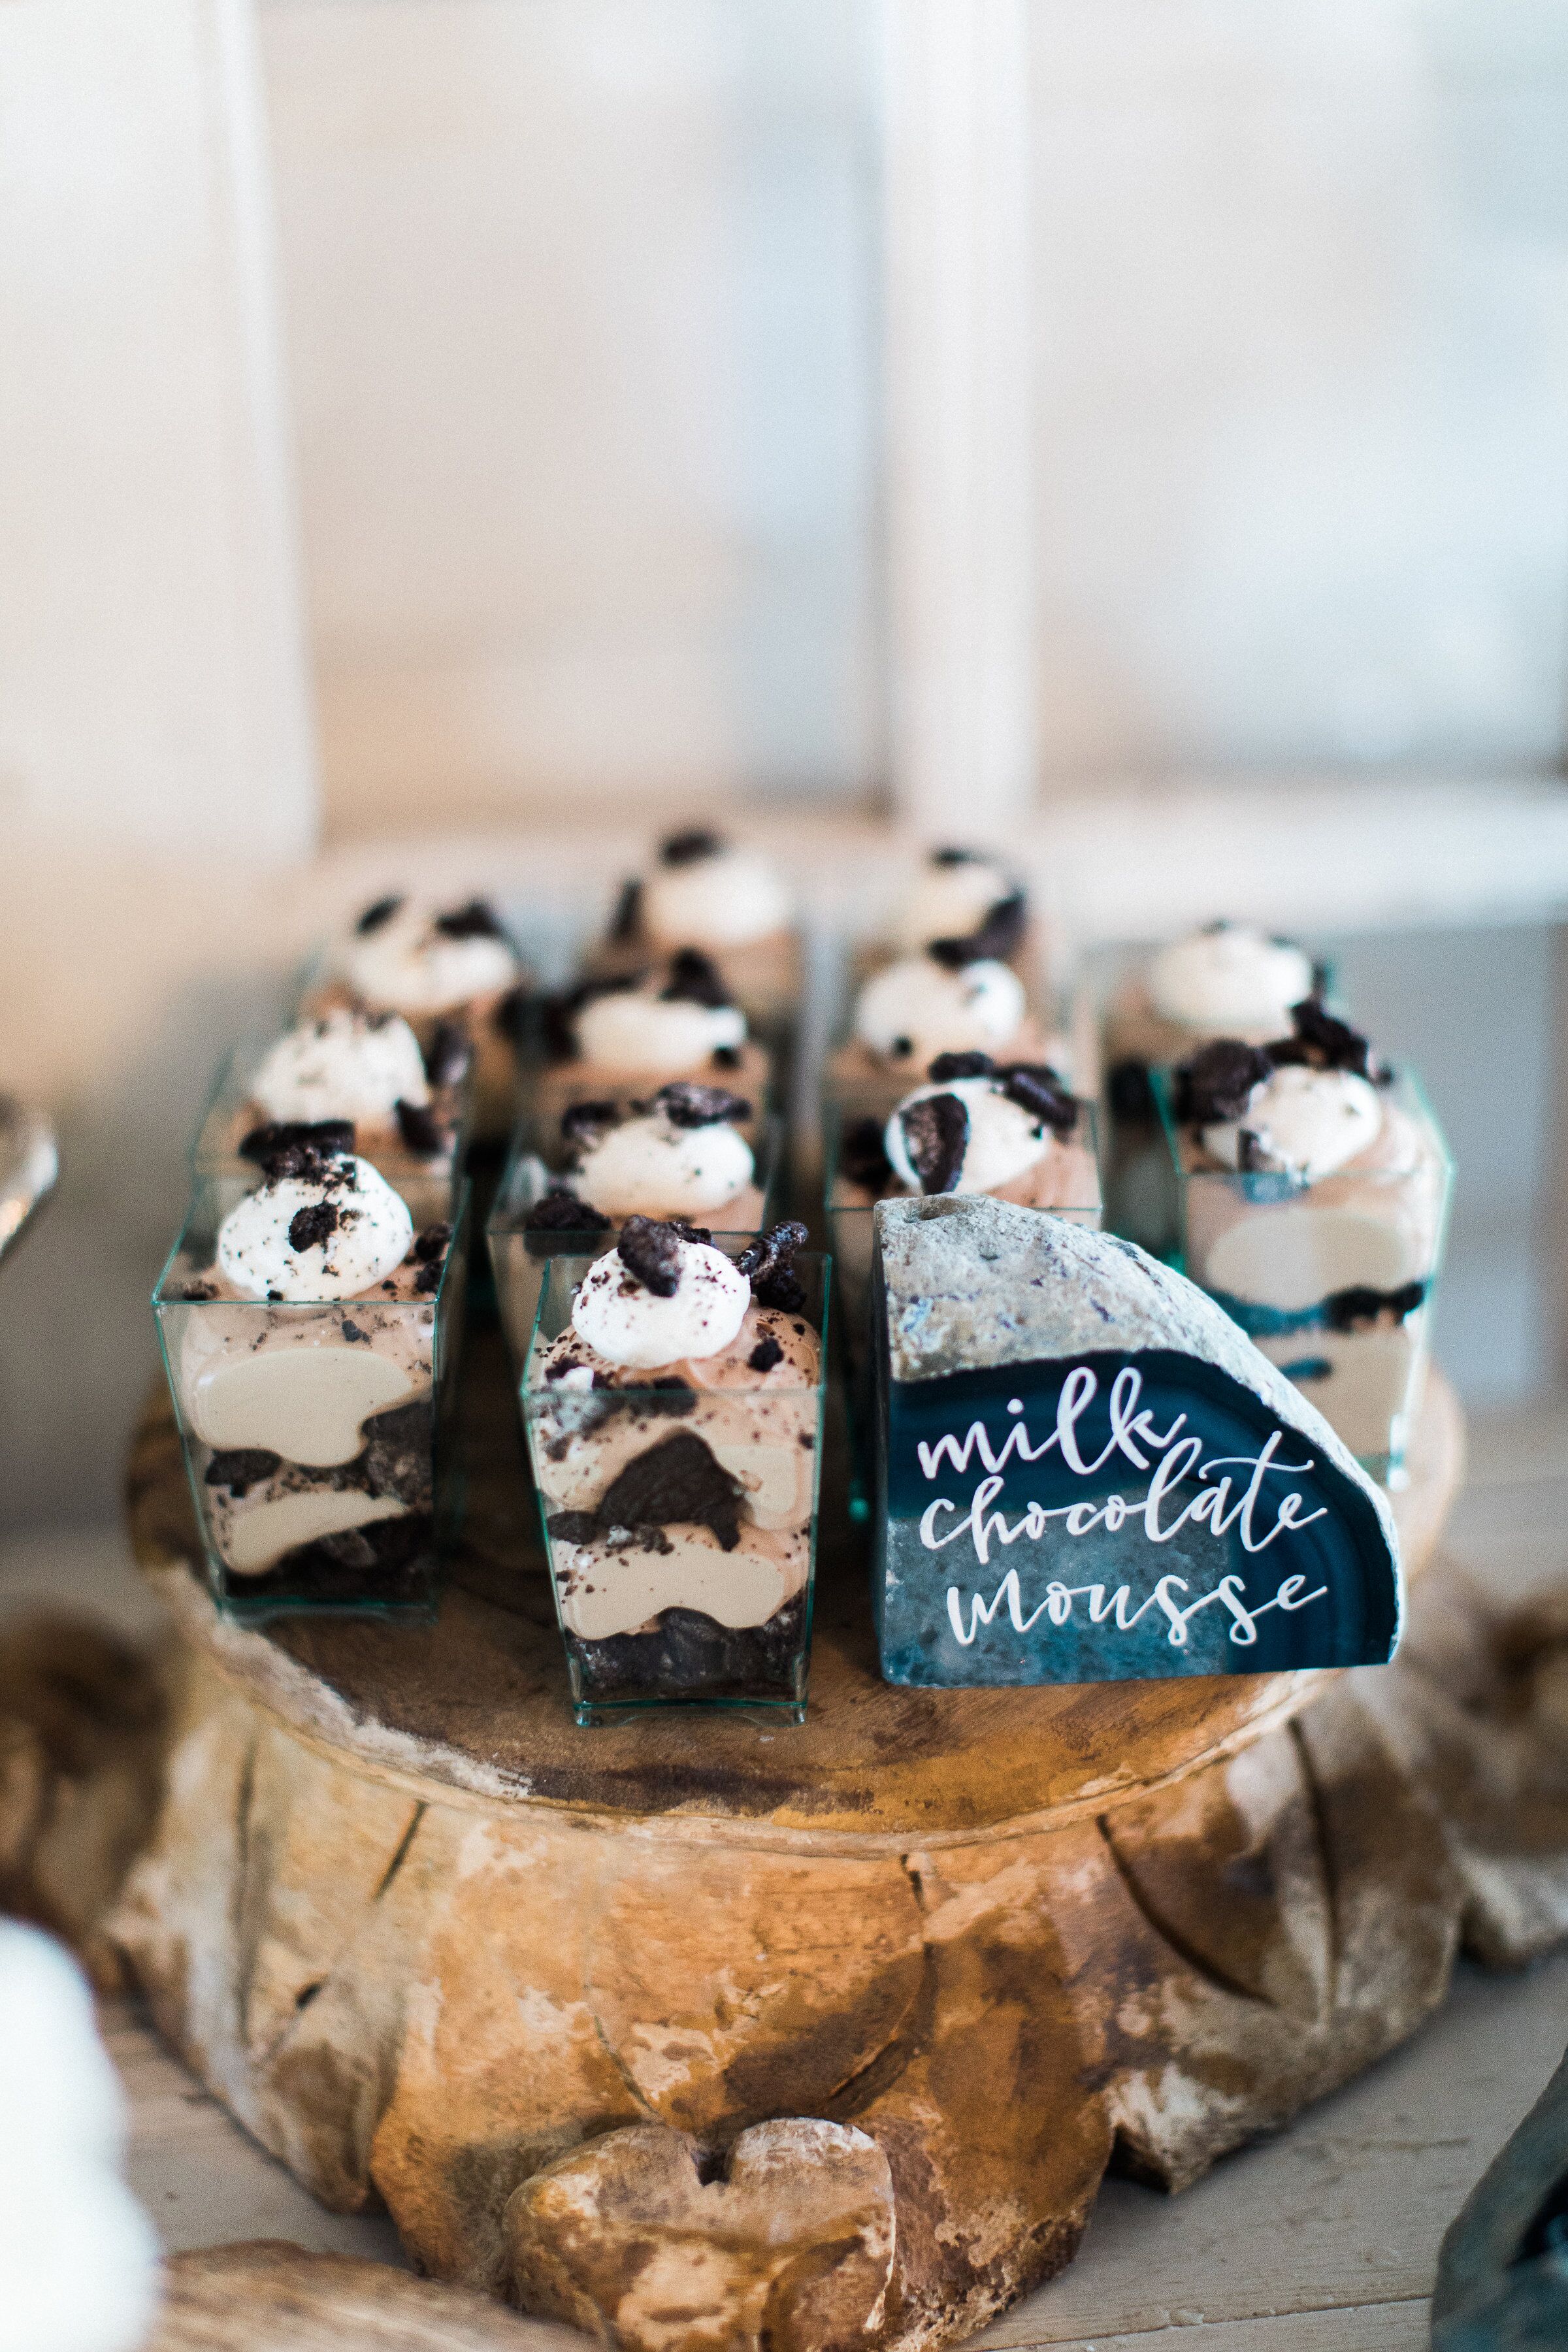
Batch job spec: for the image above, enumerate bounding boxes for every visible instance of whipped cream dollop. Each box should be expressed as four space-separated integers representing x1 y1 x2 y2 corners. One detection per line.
574 1107 755 1218
572 1226 751 1367
890 847 1019 952
576 977 745 1072
1148 923 1315 1032
886 1075 1056 1196
853 951 1026 1065
340 896 518 1015
251 1010 431 1126
639 831 792 949
217 1152 414 1301
1203 1064 1383 1181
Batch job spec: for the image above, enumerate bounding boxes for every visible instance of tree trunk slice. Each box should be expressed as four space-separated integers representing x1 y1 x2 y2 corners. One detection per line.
112 1350 1557 2352
148 2242 583 2350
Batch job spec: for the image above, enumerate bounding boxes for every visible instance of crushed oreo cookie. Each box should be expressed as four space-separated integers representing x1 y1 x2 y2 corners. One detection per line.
433 898 507 941
1324 1278 1427 1331
660 827 723 866
930 845 983 866
598 1429 744 1549
927 1050 996 1081
414 1221 452 1264
748 1333 784 1373
1174 1039 1275 1127
523 1186 612 1234
355 894 402 935
899 1092 969 1194
653 1081 751 1129
839 1115 893 1194
561 1099 621 1147
659 948 732 1009
927 889 1027 968
711 1044 742 1070
1269 998 1384 1082
240 1119 356 1173
395 1098 446 1157
617 1215 684 1298
287 1201 339 1254
1235 1129 1269 1173
736 1220 809 1312
181 1280 219 1301
1107 1057 1154 1122
663 1217 714 1246
565 1592 807 1704
997 1063 1077 1135
204 1447 280 1498
493 985 530 1046
608 876 644 941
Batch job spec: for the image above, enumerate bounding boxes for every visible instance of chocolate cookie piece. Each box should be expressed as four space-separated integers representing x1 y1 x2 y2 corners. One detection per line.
355 895 402 935
1271 998 1382 1081
930 845 983 867
1324 1278 1428 1331
596 1429 745 1550
736 1221 809 1312
898 1092 969 1194
567 1592 807 1704
996 1062 1077 1137
359 1398 436 1502
288 1201 339 1254
433 898 507 941
839 1116 893 1194
927 889 1027 968
653 1081 751 1129
236 1509 435 1608
1174 1039 1274 1127
659 949 732 1009
414 1222 452 1263
395 1099 447 1157
748 1333 784 1373
659 827 723 866
561 1099 621 1147
617 1215 683 1298
523 1185 612 1235
204 1448 282 1499
423 1020 472 1089
927 1051 996 1082
240 1119 356 1173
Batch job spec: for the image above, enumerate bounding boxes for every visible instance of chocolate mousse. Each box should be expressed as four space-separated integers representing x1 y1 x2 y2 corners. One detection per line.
534 949 772 1126
489 1085 776 1365
1160 1002 1451 1482
523 1217 825 1719
301 892 526 1138
154 1137 465 1614
586 830 800 1027
195 1009 469 1226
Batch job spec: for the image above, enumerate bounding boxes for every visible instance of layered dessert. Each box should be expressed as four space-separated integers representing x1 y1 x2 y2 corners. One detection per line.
195 1009 468 1226
523 1217 825 1719
1161 1000 1451 1482
587 829 799 1025
534 949 772 1126
885 845 1027 958
302 892 525 1137
826 938 1070 1116
827 1053 1100 1362
154 1135 465 1613
488 1082 775 1362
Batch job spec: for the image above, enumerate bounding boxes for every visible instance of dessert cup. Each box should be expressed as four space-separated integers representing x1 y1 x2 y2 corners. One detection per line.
154 1175 468 1620
825 943 1077 1119
519 1227 828 1724
193 1025 472 1230
298 894 527 1141
489 1102 783 1369
531 949 775 1128
583 830 801 1033
1153 1042 1451 1486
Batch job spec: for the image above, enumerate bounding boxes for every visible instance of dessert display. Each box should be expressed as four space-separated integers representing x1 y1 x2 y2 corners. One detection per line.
521 1217 827 1721
488 1083 778 1364
826 1053 1100 1364
872 1194 1401 1686
1154 1002 1450 1484
587 829 800 1026
154 1134 466 1616
534 948 773 1127
194 1008 470 1226
825 938 1072 1117
301 892 526 1138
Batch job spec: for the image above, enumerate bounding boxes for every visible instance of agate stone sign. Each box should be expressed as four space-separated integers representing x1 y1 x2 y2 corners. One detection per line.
873 1198 1402 1688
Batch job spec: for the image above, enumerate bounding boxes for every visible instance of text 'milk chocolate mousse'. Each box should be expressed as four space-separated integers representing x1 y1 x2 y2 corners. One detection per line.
1160 998 1451 1484
155 1134 466 1616
523 1215 827 1722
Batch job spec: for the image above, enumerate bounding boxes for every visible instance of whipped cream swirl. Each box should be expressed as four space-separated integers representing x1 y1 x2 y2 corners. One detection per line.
576 977 745 1072
640 831 791 949
853 951 1026 1066
251 1011 431 1126
340 896 518 1015
573 1103 755 1218
1203 1064 1383 1181
1149 923 1315 1032
891 848 1019 953
217 1152 414 1301
572 1226 751 1367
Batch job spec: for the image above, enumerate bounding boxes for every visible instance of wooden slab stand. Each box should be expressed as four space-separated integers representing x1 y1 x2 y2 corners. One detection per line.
109 1355 1568 2352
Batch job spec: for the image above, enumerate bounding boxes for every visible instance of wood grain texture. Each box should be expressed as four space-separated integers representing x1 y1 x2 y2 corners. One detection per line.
146 2242 581 2349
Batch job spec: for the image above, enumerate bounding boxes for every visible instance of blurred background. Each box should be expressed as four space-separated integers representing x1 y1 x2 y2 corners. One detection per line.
3 0 1568 1560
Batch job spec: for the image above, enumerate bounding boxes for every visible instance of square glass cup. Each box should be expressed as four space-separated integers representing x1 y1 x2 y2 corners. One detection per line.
153 1183 470 1620
192 1037 472 1231
821 950 1090 1123
487 1112 784 1372
1151 1066 1452 1486
519 1246 830 1726
823 1094 1104 1380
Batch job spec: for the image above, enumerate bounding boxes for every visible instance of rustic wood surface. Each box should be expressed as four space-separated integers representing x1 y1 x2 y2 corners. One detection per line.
146 2240 583 2349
